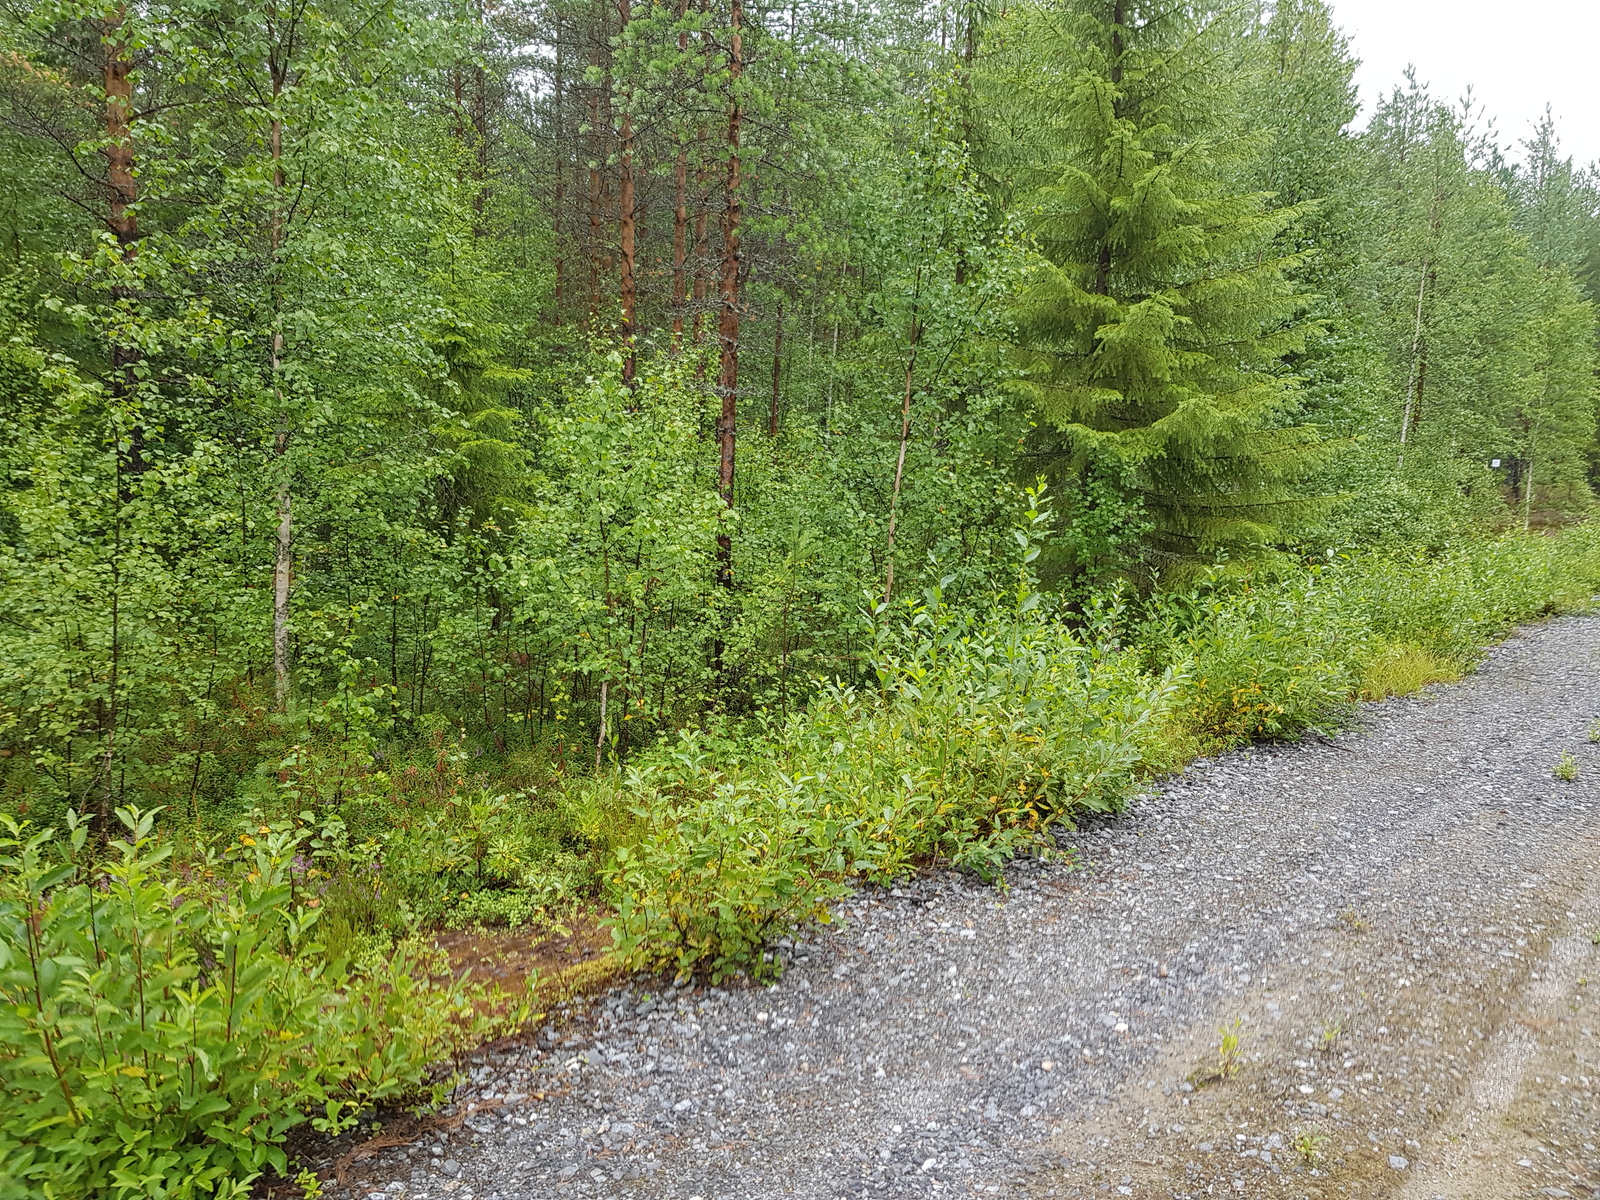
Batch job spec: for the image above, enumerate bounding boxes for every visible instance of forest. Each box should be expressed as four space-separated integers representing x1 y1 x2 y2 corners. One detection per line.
3 0 1600 1194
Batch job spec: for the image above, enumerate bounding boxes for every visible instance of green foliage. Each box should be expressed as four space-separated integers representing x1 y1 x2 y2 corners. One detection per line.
0 808 524 1200
3 0 1600 1192
607 763 850 985
982 0 1329 568
1293 1127 1327 1165
254 736 605 942
787 587 1172 879
607 508 1177 980
1141 525 1600 751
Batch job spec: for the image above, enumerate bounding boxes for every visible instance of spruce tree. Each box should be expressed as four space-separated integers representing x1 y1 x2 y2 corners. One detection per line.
984 0 1327 575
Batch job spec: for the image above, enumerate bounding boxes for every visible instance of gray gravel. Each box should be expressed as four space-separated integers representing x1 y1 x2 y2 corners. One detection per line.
335 614 1600 1200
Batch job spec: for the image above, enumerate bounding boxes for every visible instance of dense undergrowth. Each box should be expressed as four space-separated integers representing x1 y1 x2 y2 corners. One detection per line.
5 524 1600 1195
602 522 1600 982
0 810 524 1200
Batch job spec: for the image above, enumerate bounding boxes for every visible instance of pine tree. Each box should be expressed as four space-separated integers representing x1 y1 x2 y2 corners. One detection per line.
1508 112 1600 288
984 0 1327 574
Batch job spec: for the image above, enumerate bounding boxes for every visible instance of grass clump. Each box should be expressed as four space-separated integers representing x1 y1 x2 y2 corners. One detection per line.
1358 642 1460 700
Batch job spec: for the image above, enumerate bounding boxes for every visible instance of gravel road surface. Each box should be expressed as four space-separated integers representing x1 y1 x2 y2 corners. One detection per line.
336 614 1600 1200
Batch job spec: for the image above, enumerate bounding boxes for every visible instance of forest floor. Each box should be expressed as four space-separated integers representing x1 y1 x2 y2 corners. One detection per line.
322 614 1600 1200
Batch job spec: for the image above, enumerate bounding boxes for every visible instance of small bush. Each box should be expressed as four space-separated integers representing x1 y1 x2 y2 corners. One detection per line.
788 589 1174 879
0 808 525 1200
1154 579 1357 745
607 765 849 985
599 524 1600 983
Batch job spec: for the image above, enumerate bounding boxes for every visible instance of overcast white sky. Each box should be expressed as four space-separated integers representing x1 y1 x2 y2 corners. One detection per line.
1326 0 1600 167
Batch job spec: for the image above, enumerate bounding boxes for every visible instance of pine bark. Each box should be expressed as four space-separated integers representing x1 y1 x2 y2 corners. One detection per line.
617 0 636 382
587 70 603 317
553 31 566 321
670 1 690 351
714 0 742 591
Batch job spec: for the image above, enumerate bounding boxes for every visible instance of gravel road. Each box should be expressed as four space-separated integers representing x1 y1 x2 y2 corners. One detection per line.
336 614 1600 1200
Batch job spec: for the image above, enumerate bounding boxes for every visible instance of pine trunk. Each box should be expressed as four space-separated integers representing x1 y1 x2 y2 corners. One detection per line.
672 145 688 349
714 0 742 591
670 0 691 350
553 32 565 322
99 7 138 827
618 0 636 381
588 79 602 317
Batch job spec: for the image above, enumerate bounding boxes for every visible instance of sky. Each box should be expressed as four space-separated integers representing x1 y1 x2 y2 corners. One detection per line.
1326 0 1600 167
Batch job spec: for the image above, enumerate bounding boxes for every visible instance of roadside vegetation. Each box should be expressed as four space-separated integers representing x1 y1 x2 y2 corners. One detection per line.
3 0 1600 1192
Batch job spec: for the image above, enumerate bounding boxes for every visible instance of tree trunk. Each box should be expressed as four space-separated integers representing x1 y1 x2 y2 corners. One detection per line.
670 0 691 350
103 9 142 490
98 9 138 826
103 16 137 259
553 31 565 322
714 0 742 591
1397 258 1429 466
672 144 688 349
769 301 783 437
883 306 922 605
1523 446 1535 531
470 2 488 236
691 1 713 356
269 40 292 712
691 175 709 352
588 78 602 317
617 0 636 382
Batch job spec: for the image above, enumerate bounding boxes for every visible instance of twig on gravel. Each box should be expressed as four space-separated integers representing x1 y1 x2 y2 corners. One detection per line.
330 1090 567 1186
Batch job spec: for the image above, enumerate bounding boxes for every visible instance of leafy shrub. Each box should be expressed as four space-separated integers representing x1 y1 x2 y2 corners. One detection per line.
0 808 525 1200
1143 524 1600 749
605 573 1176 980
786 585 1175 879
607 764 849 985
1141 572 1360 746
281 738 606 939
